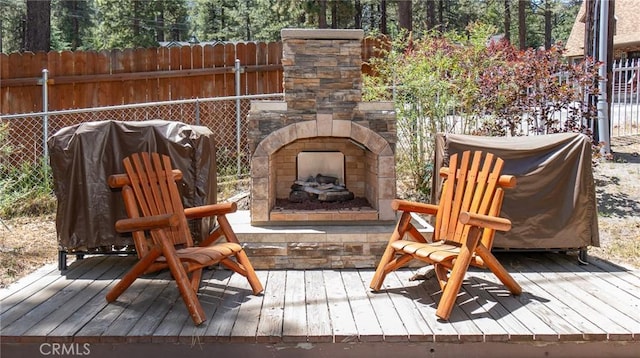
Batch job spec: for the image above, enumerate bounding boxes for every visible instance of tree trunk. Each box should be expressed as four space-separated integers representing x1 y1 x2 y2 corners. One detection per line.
439 0 445 31
504 0 511 43
24 0 51 52
518 0 527 50
318 0 327 29
398 0 412 33
331 0 337 28
379 0 387 34
426 0 436 31
544 0 552 49
354 0 362 28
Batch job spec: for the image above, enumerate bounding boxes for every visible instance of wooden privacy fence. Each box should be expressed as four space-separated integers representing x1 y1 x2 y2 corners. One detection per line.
0 38 383 115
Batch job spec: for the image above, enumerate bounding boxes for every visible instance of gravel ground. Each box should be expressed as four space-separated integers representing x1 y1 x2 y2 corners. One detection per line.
1 135 639 288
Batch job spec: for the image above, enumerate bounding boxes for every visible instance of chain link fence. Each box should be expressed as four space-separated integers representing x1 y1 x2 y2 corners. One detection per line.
0 93 283 217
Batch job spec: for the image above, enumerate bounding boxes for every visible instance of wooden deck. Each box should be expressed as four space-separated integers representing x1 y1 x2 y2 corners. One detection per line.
1 252 639 357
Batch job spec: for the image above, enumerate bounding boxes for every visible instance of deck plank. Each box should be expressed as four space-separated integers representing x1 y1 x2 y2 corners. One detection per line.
381 271 433 341
543 254 640 339
393 269 459 340
517 260 610 340
418 271 485 342
282 269 307 342
305 270 332 342
456 275 510 342
74 260 156 342
0 256 103 318
340 270 383 341
511 269 595 341
228 269 267 342
0 263 58 302
202 268 252 341
1 256 112 336
181 268 232 342
47 259 135 339
463 274 534 340
255 270 285 342
358 269 410 342
471 269 558 341
22 257 123 338
323 270 358 343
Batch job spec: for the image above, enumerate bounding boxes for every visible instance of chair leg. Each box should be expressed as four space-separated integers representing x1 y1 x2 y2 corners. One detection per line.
106 247 161 302
158 236 207 325
434 264 449 291
435 227 482 320
370 211 413 291
234 249 264 295
475 244 522 295
190 268 203 293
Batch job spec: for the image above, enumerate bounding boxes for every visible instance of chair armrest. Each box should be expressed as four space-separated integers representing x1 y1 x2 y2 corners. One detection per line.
459 211 512 232
391 199 439 216
184 202 237 220
115 213 179 233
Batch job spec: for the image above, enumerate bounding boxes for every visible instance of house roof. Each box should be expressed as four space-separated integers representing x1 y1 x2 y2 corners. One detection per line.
565 0 640 58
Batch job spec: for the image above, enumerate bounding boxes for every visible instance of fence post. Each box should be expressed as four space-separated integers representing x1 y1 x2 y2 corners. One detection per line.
235 58 242 178
40 69 49 173
195 98 200 126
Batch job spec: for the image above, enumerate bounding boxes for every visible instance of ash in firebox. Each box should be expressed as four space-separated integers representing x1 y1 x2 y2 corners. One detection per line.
274 197 372 210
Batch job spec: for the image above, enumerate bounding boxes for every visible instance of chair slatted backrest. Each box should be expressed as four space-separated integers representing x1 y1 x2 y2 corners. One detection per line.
121 152 193 248
434 151 507 248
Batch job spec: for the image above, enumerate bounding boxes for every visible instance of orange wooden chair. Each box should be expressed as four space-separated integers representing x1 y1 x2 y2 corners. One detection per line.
106 152 263 325
370 150 522 320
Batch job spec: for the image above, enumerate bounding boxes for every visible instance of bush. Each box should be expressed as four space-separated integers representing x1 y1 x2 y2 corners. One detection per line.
363 23 600 198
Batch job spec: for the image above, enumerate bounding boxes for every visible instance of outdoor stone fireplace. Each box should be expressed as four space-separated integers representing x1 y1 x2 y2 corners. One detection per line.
247 28 397 225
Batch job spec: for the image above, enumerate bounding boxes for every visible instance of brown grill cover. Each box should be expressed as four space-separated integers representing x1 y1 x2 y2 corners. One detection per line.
48 120 217 252
434 132 599 250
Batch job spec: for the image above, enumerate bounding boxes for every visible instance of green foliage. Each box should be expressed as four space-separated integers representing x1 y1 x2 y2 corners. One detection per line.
363 23 600 198
0 125 55 218
0 0 25 53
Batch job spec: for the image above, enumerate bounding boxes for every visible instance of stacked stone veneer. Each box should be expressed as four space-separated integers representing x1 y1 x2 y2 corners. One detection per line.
248 29 397 225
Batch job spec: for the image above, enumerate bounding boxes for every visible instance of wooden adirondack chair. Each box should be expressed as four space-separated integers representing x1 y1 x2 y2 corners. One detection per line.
370 150 522 320
106 152 263 325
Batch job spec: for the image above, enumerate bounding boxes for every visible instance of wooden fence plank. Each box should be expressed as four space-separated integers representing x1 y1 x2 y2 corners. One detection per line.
95 50 113 108
223 43 236 97
213 43 227 97
244 42 258 95
256 42 268 94
157 47 171 102
201 44 216 97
